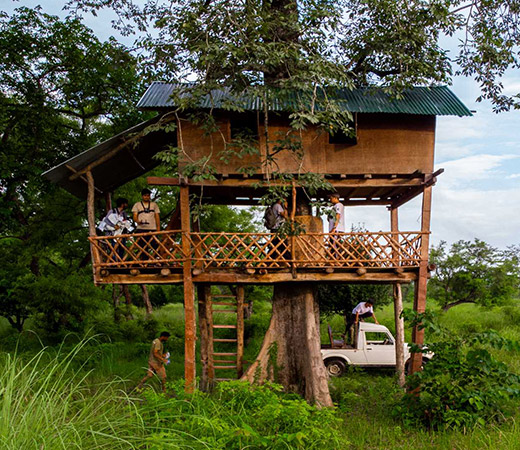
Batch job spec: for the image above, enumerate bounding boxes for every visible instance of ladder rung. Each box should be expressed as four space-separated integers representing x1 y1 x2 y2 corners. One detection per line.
213 338 238 342
213 309 237 313
213 352 237 356
215 378 232 381
213 325 237 329
214 359 236 364
214 365 238 369
212 302 236 306
212 295 236 298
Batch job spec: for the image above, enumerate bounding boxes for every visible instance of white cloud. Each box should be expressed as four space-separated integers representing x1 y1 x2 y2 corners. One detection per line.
508 173 520 179
436 154 520 188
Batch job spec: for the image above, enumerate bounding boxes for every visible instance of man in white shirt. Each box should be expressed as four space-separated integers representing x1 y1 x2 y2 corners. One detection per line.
97 197 130 260
328 193 345 233
345 300 379 338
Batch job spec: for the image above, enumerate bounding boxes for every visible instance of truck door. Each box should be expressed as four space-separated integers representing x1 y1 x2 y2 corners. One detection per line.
363 331 396 366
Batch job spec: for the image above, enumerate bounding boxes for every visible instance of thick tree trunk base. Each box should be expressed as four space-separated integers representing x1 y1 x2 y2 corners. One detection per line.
241 283 333 407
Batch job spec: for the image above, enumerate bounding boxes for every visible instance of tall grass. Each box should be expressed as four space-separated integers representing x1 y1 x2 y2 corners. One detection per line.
0 337 146 449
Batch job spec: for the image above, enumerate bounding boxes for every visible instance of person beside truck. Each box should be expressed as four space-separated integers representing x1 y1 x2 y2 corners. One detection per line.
344 300 379 340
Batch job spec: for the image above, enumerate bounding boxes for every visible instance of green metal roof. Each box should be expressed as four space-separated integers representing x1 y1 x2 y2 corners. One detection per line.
137 82 472 117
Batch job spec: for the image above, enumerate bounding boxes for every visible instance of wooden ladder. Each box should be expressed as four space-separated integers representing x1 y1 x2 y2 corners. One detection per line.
208 287 245 383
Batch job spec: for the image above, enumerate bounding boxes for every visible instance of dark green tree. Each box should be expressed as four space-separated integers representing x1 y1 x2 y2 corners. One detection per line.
0 7 143 332
429 239 519 311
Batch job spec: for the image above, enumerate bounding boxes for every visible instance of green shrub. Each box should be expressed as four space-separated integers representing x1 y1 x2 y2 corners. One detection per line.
140 380 349 449
395 311 520 430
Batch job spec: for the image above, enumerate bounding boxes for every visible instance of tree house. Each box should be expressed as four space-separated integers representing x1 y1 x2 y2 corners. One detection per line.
44 82 471 389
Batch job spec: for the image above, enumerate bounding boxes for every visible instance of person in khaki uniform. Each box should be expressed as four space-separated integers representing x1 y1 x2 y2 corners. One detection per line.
137 331 170 393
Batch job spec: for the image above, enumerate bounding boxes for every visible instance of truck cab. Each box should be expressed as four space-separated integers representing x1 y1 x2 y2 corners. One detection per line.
321 322 419 376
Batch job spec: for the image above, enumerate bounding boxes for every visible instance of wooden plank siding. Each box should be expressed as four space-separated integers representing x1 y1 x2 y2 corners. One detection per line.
176 113 435 176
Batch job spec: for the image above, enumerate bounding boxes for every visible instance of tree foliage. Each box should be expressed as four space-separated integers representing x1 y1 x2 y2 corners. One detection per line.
68 0 520 111
428 239 519 311
0 7 143 331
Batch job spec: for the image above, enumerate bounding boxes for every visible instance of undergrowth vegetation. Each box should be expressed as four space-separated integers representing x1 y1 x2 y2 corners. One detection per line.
2 298 520 448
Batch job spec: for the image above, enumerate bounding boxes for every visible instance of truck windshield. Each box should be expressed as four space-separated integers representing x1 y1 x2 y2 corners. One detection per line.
365 332 393 345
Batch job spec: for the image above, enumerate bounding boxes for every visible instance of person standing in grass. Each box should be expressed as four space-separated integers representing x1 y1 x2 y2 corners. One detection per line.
137 331 170 393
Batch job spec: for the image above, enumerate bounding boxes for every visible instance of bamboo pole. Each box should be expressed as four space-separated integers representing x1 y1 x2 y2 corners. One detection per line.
181 185 196 392
198 284 213 391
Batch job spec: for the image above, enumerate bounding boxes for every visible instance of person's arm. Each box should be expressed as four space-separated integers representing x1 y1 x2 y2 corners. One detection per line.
372 313 379 324
354 312 360 324
133 211 139 224
153 348 166 364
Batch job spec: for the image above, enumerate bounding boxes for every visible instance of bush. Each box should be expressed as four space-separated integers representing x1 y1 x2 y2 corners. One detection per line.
395 311 520 430
140 380 349 449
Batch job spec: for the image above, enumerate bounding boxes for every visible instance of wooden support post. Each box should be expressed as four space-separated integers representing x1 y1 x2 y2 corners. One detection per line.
105 191 112 212
393 283 406 387
410 186 432 375
390 206 406 387
198 285 214 391
86 171 101 282
236 285 245 378
181 185 196 392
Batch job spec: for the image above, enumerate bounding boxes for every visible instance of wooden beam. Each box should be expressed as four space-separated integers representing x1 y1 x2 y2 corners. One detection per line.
410 186 432 375
94 270 417 285
147 175 429 189
66 164 103 193
181 185 196 392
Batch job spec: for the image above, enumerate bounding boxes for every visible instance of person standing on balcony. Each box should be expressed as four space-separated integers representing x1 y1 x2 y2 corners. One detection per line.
265 199 288 261
327 193 345 262
137 331 171 393
132 188 161 257
96 197 130 260
328 193 345 234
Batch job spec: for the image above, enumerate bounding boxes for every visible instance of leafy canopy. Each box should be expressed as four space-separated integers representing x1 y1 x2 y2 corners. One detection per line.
67 0 520 110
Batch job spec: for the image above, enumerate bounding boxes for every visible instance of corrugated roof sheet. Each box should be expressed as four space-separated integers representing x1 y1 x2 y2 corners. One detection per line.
137 82 472 117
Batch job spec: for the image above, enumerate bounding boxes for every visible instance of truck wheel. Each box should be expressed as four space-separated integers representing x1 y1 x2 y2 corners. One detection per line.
325 358 347 377
405 357 429 375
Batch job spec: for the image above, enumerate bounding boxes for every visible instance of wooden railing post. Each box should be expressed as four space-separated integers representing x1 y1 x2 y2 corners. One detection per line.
181 185 196 392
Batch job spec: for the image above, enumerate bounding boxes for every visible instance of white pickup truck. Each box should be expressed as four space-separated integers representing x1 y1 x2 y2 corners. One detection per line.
321 322 431 376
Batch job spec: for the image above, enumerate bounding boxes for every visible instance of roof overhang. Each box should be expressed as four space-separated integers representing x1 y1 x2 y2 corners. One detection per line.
43 115 173 199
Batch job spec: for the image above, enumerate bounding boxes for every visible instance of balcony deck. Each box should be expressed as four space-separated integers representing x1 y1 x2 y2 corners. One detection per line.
89 230 427 285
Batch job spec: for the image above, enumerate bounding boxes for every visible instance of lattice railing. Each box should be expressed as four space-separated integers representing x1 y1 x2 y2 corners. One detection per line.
89 230 184 268
188 232 425 270
89 230 426 271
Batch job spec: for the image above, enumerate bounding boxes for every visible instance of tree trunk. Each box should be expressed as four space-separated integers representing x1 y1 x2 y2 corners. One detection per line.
122 285 133 320
140 285 153 316
241 283 333 407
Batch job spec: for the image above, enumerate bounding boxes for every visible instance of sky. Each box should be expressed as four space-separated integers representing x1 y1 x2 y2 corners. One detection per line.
4 0 520 249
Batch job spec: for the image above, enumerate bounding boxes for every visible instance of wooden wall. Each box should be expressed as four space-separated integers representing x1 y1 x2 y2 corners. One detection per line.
177 112 436 175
